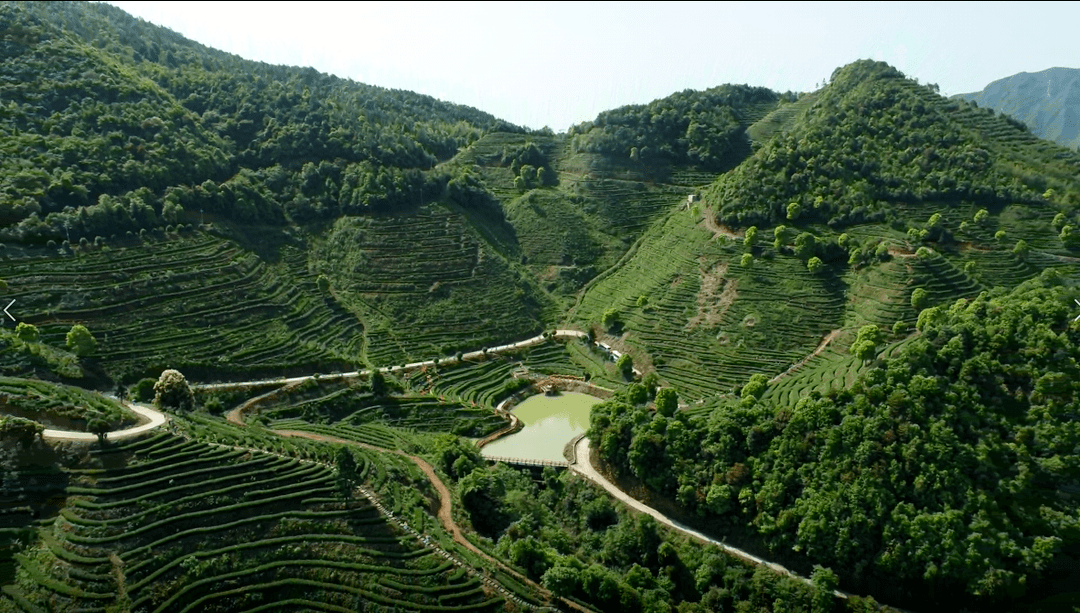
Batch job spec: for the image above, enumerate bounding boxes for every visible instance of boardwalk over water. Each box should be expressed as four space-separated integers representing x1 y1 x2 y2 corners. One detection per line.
483 455 568 469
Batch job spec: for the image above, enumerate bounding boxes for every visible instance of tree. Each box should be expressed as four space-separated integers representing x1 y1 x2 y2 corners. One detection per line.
850 324 882 363
743 226 757 250
88 417 110 442
154 369 194 411
787 201 802 220
602 308 621 331
316 274 330 293
1061 225 1080 248
616 354 634 378
335 446 360 491
794 232 817 260
974 208 990 225
741 253 753 268
654 388 678 417
1051 213 1067 231
807 256 824 274
811 566 839 613
1012 239 1029 261
132 378 157 402
626 383 648 405
773 224 790 249
66 324 97 357
911 287 928 311
741 374 768 400
14 322 38 342
371 371 388 396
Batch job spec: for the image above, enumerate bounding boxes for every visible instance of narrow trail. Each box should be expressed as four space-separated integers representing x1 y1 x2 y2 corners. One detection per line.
768 328 842 384
263 427 584 612
700 206 742 241
195 330 588 393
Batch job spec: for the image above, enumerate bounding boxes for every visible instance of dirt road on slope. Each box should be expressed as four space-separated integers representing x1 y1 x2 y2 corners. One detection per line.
269 428 583 611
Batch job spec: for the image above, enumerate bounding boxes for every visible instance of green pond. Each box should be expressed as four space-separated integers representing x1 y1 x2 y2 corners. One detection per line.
481 392 601 462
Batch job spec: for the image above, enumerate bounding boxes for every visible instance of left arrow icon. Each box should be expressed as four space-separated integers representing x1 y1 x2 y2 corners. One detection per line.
4 299 15 322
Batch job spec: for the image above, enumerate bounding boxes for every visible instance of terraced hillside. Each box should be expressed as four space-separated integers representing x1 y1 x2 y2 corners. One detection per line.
235 378 508 440
570 63 1080 408
0 231 363 382
0 432 509 612
571 206 845 401
313 203 547 367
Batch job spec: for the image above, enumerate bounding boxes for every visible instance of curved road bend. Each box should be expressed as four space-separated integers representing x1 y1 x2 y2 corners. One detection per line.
42 401 168 442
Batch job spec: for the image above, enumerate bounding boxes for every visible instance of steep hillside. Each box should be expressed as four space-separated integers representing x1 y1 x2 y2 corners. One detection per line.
957 67 1080 151
0 1 548 382
580 59 1080 611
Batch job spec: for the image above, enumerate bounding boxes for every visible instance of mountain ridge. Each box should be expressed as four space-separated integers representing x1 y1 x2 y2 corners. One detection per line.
957 66 1080 151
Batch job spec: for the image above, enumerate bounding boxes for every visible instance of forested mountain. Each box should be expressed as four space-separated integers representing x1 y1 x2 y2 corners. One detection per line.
583 59 1080 611
2 3 1080 613
957 67 1080 151
710 60 1080 229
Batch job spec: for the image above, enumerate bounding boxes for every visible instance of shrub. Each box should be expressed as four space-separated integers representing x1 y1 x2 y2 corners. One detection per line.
132 378 157 402
14 322 39 342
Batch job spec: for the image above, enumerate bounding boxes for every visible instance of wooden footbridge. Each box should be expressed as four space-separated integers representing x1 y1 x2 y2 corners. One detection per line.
482 455 568 469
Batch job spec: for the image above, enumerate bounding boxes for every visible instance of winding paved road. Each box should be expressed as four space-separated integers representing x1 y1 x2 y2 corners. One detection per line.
42 401 168 441
195 330 588 392
31 328 891 608
569 437 850 600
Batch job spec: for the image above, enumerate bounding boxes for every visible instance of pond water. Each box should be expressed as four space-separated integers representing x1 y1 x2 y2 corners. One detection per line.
481 392 601 462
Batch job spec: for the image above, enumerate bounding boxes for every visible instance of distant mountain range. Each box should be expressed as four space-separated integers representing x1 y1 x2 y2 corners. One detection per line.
956 67 1080 150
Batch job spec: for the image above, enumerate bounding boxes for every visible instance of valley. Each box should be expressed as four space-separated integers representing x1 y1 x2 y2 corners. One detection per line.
2 2 1080 612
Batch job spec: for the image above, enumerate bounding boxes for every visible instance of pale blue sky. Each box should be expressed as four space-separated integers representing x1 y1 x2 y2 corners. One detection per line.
108 1 1079 131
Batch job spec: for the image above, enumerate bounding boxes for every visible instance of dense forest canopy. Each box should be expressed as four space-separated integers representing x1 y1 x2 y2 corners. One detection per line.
0 1 523 242
569 85 782 171
708 60 1080 229
590 271 1080 606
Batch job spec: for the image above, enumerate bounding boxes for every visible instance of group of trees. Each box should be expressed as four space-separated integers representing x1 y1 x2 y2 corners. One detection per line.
442 436 851 612
570 85 781 172
590 271 1080 606
0 1 529 244
708 60 1050 229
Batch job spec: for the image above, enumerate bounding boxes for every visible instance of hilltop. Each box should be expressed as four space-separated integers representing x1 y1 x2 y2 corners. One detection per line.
957 67 1080 151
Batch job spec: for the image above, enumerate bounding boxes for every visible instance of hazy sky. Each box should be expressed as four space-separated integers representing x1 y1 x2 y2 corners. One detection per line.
107 1 1079 131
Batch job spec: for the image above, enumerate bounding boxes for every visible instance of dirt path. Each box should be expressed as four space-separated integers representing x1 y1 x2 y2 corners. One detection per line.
268 428 583 611
768 328 842 384
700 206 742 241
